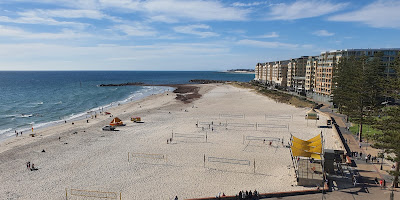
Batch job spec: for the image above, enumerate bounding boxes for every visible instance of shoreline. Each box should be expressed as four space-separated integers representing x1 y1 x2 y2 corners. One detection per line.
0 83 339 199
0 85 175 143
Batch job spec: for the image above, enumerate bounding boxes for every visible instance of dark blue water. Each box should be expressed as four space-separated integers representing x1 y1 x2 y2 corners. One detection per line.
0 71 254 138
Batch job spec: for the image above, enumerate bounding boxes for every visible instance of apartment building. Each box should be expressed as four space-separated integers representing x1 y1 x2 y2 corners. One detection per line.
305 56 318 93
255 48 399 100
255 63 263 81
315 48 400 97
315 51 340 96
272 60 289 87
287 56 308 92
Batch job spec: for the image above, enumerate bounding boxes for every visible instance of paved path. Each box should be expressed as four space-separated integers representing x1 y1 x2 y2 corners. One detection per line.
315 104 399 200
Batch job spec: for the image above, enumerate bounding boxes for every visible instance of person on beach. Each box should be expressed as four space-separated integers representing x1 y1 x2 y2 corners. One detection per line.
16 132 18 137
238 191 242 199
26 162 30 169
174 196 178 200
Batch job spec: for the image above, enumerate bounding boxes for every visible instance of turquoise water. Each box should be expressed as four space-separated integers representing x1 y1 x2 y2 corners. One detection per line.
0 71 254 139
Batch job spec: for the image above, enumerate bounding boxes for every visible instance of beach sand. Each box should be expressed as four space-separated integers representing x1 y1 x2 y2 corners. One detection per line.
0 83 340 200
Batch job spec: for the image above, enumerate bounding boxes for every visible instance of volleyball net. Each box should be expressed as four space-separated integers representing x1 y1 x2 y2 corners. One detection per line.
66 188 121 200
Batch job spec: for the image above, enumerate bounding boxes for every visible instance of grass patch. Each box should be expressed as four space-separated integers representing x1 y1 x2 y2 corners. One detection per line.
349 123 383 140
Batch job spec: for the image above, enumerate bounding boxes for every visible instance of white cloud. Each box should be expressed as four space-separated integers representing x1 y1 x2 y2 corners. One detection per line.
114 23 157 37
237 39 299 49
232 2 270 7
328 0 400 29
173 24 219 38
0 12 88 28
268 0 348 20
256 32 279 38
312 30 334 36
87 0 250 22
0 25 93 39
30 9 105 19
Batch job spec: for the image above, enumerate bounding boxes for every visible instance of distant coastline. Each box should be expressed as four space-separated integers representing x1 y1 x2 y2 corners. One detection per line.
221 69 255 74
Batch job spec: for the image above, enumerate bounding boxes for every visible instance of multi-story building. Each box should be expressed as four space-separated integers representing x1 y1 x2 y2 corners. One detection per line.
271 60 289 87
255 63 263 81
315 48 400 98
287 56 308 92
305 56 318 93
315 51 340 96
256 48 400 102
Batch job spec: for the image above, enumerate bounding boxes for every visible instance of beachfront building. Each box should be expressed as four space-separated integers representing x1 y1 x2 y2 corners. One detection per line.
256 48 400 102
305 56 318 93
271 60 289 87
255 63 263 82
265 62 274 85
287 56 308 92
315 48 400 99
315 51 340 97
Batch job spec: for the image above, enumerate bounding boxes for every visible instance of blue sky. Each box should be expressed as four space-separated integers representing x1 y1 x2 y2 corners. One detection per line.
0 0 399 71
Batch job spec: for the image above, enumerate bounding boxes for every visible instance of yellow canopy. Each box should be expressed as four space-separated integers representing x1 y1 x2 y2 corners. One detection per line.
308 139 322 147
292 136 310 145
309 144 322 154
291 146 311 157
307 134 321 143
291 133 323 159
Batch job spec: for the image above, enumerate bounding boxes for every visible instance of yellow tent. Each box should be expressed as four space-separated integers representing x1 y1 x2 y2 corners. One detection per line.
110 117 124 126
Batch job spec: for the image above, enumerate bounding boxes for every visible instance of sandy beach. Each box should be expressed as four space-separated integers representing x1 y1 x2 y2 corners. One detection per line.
0 83 340 200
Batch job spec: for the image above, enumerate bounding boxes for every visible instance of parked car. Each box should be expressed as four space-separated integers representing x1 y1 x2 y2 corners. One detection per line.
102 126 115 131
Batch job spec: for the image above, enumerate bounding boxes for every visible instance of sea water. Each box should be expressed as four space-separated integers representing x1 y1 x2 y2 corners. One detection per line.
0 71 253 140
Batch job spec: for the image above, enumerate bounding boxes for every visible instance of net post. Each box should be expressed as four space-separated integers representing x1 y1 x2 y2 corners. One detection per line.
65 188 67 200
206 132 208 143
253 159 256 174
120 192 122 200
128 152 129 162
204 154 206 168
243 135 244 144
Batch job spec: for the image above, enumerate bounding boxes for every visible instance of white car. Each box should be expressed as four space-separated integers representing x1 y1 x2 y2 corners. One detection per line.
102 126 116 131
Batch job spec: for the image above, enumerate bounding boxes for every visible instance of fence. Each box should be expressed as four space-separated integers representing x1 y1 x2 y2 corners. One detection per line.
219 114 245 119
265 115 293 121
204 155 256 173
66 188 121 200
173 133 207 143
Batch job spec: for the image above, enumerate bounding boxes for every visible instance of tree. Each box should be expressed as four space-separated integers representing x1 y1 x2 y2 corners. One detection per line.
373 53 400 188
332 55 385 142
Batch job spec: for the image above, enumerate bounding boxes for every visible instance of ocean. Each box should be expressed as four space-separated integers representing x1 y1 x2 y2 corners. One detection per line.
0 71 254 139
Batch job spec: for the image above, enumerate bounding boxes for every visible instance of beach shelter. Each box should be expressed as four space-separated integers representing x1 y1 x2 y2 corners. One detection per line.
110 117 124 126
305 108 319 120
290 133 323 160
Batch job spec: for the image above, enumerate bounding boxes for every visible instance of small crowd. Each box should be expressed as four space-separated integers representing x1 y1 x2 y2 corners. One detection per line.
236 190 259 200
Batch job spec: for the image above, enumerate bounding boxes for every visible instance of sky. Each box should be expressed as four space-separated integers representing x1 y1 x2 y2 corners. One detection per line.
0 0 400 71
